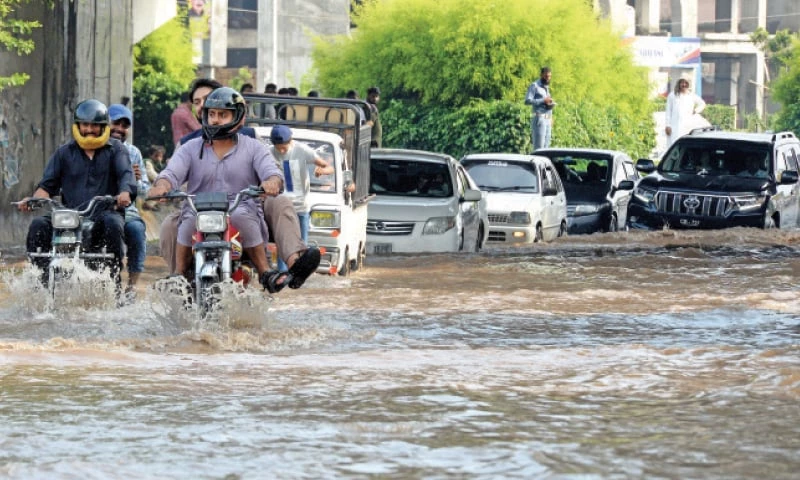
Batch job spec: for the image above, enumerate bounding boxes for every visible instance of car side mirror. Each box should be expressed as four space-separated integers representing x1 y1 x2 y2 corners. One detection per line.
616 180 635 191
542 185 558 196
780 170 799 184
636 159 656 173
462 188 483 202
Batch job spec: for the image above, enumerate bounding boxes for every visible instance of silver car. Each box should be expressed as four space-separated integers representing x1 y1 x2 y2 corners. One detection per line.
367 149 489 253
460 153 568 243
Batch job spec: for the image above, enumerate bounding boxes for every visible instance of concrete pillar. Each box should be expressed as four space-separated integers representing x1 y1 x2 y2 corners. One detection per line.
670 0 698 37
636 0 661 34
256 0 276 91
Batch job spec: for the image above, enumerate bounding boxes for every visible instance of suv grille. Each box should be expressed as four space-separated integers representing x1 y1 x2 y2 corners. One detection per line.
488 214 509 224
367 220 414 235
655 191 732 217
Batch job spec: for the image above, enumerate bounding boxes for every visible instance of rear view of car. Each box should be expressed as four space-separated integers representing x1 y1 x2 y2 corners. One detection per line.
367 149 487 253
460 153 567 244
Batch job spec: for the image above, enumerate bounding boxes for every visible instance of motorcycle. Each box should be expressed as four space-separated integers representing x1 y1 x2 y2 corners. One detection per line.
12 195 119 299
149 186 269 317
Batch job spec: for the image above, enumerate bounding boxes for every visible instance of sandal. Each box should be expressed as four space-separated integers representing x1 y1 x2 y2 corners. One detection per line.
287 247 321 289
260 269 290 293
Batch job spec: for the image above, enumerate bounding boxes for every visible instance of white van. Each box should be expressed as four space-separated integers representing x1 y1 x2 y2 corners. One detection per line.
254 127 368 275
460 153 568 243
245 94 374 276
367 149 488 253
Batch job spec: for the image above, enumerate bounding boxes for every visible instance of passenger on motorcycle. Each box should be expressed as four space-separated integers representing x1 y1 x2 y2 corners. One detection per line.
16 98 137 283
148 87 283 288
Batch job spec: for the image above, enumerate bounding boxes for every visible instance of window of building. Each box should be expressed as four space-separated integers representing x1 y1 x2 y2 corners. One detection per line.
227 48 257 68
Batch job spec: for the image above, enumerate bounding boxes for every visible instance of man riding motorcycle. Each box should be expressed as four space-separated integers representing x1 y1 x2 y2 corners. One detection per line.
17 98 137 284
148 87 284 289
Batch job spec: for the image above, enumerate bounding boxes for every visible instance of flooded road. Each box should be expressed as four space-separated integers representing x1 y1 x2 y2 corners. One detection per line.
1 228 799 479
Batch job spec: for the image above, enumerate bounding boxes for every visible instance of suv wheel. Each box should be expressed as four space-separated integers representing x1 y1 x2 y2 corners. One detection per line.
534 224 544 243
606 213 618 233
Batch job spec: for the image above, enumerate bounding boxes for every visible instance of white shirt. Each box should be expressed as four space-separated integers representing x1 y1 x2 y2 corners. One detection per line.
665 91 706 146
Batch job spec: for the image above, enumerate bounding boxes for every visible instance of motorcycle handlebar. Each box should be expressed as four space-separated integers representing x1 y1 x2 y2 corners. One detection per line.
145 186 266 213
11 195 116 214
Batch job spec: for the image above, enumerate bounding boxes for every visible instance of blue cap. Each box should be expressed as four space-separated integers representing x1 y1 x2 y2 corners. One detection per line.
270 125 292 144
108 104 133 123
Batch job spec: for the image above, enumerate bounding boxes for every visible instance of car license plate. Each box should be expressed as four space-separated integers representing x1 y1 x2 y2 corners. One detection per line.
679 219 701 227
372 243 392 255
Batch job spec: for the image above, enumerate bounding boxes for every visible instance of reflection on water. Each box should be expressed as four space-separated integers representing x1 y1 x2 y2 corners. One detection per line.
1 228 799 479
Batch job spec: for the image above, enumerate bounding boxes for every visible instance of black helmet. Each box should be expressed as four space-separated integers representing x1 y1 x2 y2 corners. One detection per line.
74 99 109 125
72 99 110 149
201 87 246 140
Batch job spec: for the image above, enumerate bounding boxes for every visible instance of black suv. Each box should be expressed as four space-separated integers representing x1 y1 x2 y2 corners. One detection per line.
628 128 800 229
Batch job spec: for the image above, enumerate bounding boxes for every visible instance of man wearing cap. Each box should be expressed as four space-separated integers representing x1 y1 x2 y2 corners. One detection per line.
268 125 334 272
366 86 382 148
108 103 150 299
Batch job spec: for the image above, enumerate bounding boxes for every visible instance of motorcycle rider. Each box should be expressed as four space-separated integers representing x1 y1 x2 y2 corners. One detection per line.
17 98 137 284
148 87 289 289
159 79 320 292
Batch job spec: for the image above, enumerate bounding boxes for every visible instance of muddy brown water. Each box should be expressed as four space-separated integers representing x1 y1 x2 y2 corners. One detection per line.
1 228 798 479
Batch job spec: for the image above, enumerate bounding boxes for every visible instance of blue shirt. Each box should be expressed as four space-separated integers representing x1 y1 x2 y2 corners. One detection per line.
124 142 149 222
38 138 137 209
524 79 554 116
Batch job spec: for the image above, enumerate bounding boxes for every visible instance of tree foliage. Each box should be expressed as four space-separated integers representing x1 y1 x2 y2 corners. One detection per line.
752 28 800 136
312 0 654 157
0 0 41 91
133 14 197 156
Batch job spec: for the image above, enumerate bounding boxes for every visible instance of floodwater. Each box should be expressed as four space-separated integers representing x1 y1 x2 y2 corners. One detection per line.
1 228 799 479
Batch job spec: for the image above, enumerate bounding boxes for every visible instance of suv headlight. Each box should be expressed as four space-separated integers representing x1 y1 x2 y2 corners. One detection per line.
310 209 341 229
731 193 767 211
196 211 226 233
52 210 80 229
573 204 600 215
508 211 531 225
633 186 657 203
423 216 456 235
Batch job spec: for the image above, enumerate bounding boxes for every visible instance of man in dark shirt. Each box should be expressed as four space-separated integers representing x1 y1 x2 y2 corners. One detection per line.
17 98 137 282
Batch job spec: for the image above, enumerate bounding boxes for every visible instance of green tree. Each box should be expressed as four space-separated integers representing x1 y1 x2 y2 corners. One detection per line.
0 0 41 91
752 28 800 135
313 0 655 157
133 15 197 156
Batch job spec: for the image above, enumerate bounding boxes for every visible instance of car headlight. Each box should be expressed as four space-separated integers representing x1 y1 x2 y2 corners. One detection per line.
310 209 341 229
52 210 80 229
573 204 600 215
507 211 531 225
423 216 456 235
731 193 767 211
196 211 226 233
633 186 657 203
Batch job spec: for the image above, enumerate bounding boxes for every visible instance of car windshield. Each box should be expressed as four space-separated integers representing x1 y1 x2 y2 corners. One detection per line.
660 141 771 178
370 159 453 198
546 155 611 186
297 139 336 192
463 160 539 192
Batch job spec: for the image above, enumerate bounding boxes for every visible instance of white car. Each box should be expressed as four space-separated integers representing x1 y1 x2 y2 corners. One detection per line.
367 149 488 254
460 153 568 243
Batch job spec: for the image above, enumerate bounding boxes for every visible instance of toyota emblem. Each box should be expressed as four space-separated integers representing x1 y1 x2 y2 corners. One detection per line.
683 195 701 212
376 221 385 230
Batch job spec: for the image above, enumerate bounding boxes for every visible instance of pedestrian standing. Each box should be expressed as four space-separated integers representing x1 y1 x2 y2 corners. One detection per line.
665 77 706 147
525 67 556 150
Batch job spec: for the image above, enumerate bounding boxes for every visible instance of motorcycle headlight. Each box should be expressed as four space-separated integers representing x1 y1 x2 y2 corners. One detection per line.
310 209 341 229
573 204 600 215
52 210 80 229
731 193 767 211
508 211 532 225
423 216 456 235
196 211 226 233
634 186 657 203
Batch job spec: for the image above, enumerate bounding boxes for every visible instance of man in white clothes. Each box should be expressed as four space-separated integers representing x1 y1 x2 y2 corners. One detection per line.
665 77 706 147
268 125 334 272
